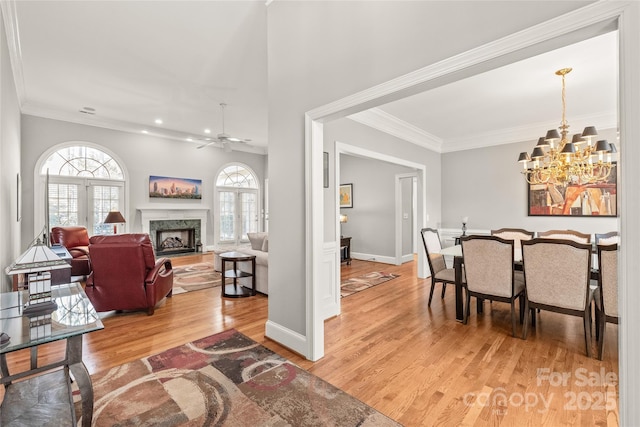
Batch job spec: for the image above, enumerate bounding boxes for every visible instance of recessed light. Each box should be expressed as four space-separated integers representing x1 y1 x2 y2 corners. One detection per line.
155 118 163 125
142 130 149 134
204 129 211 134
186 138 193 142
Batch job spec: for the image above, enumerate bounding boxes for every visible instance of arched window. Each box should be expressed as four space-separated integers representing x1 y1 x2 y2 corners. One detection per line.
216 164 259 243
40 145 126 235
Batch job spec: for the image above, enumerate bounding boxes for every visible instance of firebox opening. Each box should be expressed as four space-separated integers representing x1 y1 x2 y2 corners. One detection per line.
155 228 196 255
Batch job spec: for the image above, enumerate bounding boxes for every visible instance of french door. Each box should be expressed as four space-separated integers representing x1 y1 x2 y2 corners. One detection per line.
48 177 124 235
218 188 258 244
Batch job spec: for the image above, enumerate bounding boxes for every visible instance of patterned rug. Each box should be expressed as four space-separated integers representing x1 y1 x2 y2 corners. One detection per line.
172 262 222 294
76 329 400 426
340 271 400 298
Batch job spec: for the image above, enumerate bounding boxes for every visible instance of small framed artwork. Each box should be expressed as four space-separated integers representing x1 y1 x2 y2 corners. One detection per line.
323 152 329 188
340 183 353 208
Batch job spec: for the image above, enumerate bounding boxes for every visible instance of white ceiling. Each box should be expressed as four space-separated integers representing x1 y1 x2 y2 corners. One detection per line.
3 2 618 155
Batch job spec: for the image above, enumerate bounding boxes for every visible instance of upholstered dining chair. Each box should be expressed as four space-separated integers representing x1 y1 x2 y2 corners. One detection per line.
595 231 619 246
521 238 595 356
595 244 618 360
491 228 534 255
420 227 455 306
460 235 525 337
538 229 591 244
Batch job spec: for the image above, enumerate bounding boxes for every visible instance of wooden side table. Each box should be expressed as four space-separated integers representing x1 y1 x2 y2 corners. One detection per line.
220 251 256 298
340 237 352 265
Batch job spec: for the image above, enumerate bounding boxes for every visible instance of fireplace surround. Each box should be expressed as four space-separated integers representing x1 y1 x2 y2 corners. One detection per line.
139 208 209 254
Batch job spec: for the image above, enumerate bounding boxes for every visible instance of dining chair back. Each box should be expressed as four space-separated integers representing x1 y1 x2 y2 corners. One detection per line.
490 228 534 252
595 231 619 246
596 244 618 360
461 235 525 337
538 229 591 244
420 228 455 306
521 238 594 356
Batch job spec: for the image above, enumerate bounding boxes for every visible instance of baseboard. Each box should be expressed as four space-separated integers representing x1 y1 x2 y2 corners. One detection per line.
265 320 309 358
351 252 396 265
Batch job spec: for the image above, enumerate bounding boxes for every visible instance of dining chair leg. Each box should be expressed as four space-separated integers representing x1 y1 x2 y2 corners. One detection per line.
428 280 436 307
463 290 471 325
598 312 606 360
583 311 593 358
519 294 525 324
441 283 447 299
522 298 529 340
510 299 517 337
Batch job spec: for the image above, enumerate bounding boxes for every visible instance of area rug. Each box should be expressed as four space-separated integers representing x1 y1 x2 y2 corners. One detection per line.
341 271 400 298
76 329 400 426
171 263 222 294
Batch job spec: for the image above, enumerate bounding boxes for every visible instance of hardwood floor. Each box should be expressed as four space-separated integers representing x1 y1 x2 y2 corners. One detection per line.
2 253 619 426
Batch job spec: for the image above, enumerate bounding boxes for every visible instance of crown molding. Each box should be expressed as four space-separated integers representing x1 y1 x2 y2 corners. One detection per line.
1 0 26 107
347 108 443 152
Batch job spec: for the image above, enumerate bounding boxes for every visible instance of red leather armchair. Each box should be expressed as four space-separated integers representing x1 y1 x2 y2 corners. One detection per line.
86 234 173 315
50 226 92 277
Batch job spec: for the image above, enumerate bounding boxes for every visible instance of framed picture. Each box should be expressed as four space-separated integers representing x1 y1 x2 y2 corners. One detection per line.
323 152 329 188
339 183 353 208
149 175 202 199
528 163 617 217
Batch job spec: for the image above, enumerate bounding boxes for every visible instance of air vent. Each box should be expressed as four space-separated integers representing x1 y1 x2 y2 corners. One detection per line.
79 107 96 115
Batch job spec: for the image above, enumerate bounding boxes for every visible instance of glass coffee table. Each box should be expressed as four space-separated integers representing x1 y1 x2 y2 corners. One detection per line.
0 282 104 426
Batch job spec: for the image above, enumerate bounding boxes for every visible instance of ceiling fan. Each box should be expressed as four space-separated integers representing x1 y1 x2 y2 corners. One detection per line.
196 103 251 150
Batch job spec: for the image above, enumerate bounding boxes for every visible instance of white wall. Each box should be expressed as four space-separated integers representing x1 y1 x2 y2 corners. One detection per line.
266 0 584 341
0 10 21 292
441 128 619 235
20 115 267 247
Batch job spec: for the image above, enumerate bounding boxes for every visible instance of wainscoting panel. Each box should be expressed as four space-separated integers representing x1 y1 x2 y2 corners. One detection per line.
321 241 340 320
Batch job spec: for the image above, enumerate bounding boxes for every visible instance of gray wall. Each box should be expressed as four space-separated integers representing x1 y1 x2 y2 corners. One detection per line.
339 155 414 260
267 1 587 337
20 115 267 247
0 12 22 292
441 128 619 235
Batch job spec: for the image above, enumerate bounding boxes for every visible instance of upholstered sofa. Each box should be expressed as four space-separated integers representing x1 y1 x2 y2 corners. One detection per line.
212 232 268 295
50 226 92 277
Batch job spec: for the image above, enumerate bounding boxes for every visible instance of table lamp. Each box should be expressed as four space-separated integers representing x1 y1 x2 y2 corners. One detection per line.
5 238 70 317
461 216 469 236
104 211 126 234
340 214 348 238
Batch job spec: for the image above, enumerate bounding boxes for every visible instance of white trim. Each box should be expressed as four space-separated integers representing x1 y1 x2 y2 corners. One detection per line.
0 0 26 108
348 108 442 152
264 320 308 356
395 172 418 266
351 252 396 265
306 4 639 423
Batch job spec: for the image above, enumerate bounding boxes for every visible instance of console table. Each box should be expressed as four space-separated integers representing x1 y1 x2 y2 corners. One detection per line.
220 251 256 298
340 237 352 265
0 283 104 426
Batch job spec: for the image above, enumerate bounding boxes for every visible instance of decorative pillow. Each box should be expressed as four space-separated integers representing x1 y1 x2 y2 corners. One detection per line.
261 236 269 252
247 232 267 251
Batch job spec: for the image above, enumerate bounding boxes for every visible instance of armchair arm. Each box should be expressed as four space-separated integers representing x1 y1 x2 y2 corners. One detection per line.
145 258 173 284
69 247 90 257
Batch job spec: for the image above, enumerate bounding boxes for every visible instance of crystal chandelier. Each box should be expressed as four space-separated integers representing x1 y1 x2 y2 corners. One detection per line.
517 68 617 185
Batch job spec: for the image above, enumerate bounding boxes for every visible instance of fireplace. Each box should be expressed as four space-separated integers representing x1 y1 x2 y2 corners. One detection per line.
149 219 202 255
156 228 196 255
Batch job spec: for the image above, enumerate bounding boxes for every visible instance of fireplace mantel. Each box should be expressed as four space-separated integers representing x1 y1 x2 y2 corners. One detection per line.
138 208 209 247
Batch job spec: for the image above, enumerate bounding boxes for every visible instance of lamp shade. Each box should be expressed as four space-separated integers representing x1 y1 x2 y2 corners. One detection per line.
340 214 348 224
531 147 545 159
560 142 576 154
609 143 618 153
571 133 587 144
5 239 70 275
595 140 611 153
545 129 561 141
582 126 598 138
517 152 531 163
104 211 126 224
535 137 549 147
